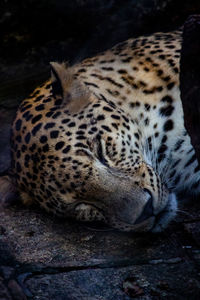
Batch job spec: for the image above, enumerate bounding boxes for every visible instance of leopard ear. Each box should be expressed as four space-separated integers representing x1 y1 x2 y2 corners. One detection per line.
50 62 71 99
50 62 92 113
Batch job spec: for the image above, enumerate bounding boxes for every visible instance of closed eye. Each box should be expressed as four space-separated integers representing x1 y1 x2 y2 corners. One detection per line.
143 188 153 202
96 135 108 166
76 136 108 167
75 148 94 160
76 135 109 167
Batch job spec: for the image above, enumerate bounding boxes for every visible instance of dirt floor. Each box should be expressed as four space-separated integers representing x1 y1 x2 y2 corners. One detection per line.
0 62 200 300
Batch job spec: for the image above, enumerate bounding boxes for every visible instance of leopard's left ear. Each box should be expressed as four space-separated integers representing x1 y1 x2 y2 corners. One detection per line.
50 62 72 99
50 62 92 113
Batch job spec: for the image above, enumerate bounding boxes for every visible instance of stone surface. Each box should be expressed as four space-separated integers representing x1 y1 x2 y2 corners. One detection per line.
180 15 200 164
0 205 186 266
184 221 200 246
0 110 13 174
25 263 200 299
0 203 200 299
7 279 27 300
0 277 12 300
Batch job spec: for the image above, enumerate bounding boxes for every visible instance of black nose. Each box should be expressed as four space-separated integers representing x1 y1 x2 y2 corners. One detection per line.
135 190 154 224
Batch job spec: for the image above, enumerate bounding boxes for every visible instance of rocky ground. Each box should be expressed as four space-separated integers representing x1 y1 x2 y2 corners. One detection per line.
0 191 200 299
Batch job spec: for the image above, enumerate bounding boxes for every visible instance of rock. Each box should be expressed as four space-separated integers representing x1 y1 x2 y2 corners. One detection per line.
7 279 27 300
0 266 14 280
25 261 200 299
0 277 12 300
0 113 12 174
157 280 169 291
180 15 200 164
123 277 144 298
184 222 200 246
0 206 199 299
0 225 6 235
0 176 18 208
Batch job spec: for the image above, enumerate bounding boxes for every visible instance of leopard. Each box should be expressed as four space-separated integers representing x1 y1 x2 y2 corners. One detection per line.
5 29 200 232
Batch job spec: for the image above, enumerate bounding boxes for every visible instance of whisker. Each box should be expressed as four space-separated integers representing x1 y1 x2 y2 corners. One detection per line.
176 209 193 217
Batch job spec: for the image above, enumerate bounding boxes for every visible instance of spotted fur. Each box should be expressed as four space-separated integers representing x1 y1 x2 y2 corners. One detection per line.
10 30 200 232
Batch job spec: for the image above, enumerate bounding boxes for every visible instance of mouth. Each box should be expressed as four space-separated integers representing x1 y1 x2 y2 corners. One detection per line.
107 193 177 232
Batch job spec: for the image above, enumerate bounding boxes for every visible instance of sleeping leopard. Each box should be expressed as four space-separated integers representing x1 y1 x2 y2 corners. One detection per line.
7 29 200 232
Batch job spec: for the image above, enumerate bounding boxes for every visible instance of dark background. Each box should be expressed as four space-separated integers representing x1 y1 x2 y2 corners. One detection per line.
1 0 200 83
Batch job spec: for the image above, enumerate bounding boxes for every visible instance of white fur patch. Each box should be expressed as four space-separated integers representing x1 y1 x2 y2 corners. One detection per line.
152 193 177 232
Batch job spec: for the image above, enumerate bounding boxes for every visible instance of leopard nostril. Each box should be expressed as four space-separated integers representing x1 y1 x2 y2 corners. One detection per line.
135 190 154 224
